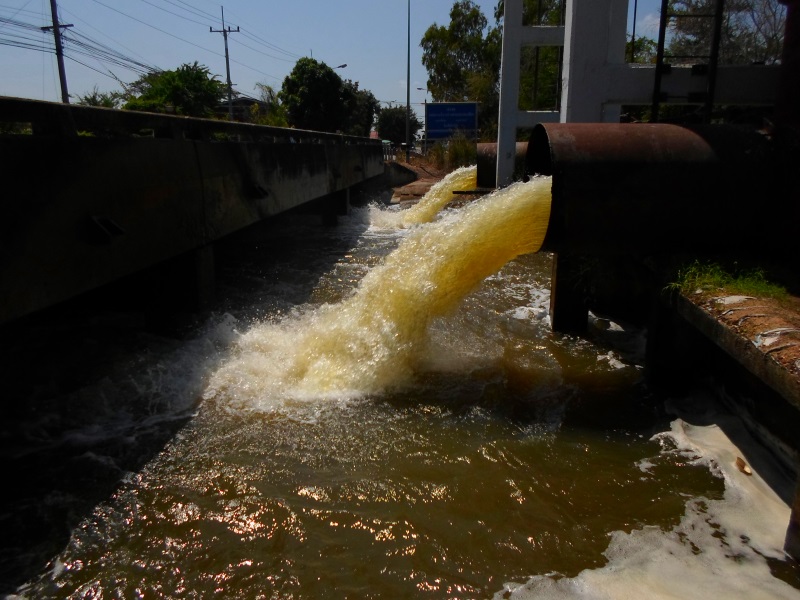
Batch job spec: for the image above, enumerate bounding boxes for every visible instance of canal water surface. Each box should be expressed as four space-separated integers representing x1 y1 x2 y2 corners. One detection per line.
4 170 800 598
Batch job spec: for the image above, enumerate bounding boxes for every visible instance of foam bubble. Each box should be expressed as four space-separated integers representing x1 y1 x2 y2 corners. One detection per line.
495 417 799 599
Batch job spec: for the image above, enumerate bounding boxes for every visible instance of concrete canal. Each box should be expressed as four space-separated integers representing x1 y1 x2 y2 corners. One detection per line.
2 170 799 598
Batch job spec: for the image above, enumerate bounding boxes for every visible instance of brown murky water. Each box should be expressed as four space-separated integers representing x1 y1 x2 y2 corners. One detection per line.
7 172 799 599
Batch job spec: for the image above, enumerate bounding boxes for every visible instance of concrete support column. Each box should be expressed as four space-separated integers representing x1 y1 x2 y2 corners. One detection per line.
192 244 216 311
549 252 588 333
781 5 800 552
561 0 628 122
496 0 562 187
321 188 350 226
777 0 800 132
496 0 526 189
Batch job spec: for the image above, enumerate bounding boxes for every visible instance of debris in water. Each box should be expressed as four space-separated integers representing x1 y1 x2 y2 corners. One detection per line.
714 295 755 306
735 456 752 475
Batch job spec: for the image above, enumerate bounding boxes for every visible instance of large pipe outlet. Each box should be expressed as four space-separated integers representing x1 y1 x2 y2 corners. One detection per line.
527 123 786 259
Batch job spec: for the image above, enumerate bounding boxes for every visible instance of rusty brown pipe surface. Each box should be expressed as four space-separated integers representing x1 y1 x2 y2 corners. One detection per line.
527 122 785 257
476 142 529 188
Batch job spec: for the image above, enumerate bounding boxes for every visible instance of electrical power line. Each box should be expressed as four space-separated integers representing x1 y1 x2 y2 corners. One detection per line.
0 12 157 78
0 11 159 91
237 27 302 60
5 0 299 98
65 30 154 75
89 0 225 61
0 0 34 32
59 5 160 72
87 0 283 81
137 0 302 63
163 0 220 23
229 34 296 63
178 0 302 60
138 0 211 28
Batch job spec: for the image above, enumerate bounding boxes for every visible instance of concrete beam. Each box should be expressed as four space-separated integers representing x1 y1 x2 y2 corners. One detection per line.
520 25 565 47
594 64 782 107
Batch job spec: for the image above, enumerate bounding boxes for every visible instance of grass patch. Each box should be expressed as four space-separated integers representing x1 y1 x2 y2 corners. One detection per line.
668 260 788 300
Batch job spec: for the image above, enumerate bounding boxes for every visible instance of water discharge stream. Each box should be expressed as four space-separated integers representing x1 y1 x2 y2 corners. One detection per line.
9 170 800 599
205 172 549 404
372 165 478 228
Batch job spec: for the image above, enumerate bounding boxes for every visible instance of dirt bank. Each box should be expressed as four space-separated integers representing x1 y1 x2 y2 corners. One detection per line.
389 160 447 204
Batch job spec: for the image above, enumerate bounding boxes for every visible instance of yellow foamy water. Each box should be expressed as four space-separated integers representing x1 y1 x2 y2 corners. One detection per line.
205 176 551 406
371 165 477 229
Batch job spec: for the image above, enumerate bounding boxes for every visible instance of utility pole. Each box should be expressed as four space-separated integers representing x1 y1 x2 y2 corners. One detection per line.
210 6 239 120
41 0 72 103
405 0 411 162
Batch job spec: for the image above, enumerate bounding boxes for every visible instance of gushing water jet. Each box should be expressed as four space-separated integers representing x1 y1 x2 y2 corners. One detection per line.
206 176 551 405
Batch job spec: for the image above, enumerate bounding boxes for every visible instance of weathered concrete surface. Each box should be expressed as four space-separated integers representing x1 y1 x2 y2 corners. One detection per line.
643 287 800 475
674 293 800 410
384 161 420 188
0 97 383 324
389 161 448 203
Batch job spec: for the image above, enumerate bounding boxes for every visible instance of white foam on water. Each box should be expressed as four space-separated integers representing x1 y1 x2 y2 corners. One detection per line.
596 351 626 370
495 415 800 600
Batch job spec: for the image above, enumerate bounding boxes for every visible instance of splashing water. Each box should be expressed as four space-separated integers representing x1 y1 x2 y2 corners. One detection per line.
370 165 478 229
205 176 551 407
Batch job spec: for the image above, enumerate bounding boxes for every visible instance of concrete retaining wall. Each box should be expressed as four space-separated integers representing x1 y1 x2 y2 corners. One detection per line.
0 98 384 324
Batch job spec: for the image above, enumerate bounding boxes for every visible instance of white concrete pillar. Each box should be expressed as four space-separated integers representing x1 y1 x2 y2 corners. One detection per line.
496 0 563 187
496 0 525 188
561 0 629 122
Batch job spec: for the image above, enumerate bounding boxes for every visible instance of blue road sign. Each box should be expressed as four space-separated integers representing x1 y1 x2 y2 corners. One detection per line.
425 102 478 140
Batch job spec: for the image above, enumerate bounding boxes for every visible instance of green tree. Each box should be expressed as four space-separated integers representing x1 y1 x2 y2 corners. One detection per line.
76 86 122 108
493 0 563 25
249 82 288 126
377 106 422 147
279 58 379 136
421 1 497 103
667 0 785 65
421 1 566 139
626 36 659 64
122 62 227 117
421 1 503 140
279 58 348 132
342 80 380 137
496 1 565 113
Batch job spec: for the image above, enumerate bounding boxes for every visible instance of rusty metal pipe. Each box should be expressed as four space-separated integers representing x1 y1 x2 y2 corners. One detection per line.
527 122 783 257
476 142 529 188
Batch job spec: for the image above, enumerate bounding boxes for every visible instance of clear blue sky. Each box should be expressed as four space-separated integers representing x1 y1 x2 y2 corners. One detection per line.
1 0 662 112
